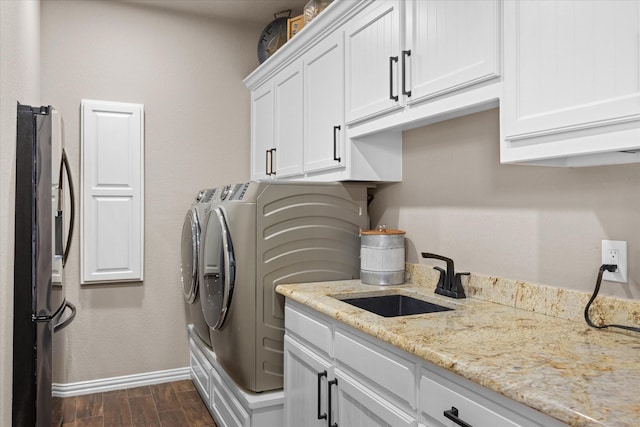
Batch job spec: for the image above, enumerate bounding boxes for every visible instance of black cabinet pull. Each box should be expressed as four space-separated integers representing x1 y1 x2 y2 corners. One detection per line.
444 406 473 427
389 56 399 101
265 148 277 176
328 378 338 427
317 371 327 420
270 148 276 175
333 126 341 162
402 50 412 97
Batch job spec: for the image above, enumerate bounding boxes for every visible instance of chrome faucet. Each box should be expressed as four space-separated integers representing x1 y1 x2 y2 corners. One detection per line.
421 253 468 299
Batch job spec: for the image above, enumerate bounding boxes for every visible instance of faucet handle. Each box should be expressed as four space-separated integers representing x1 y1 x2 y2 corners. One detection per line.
433 266 447 290
452 272 469 298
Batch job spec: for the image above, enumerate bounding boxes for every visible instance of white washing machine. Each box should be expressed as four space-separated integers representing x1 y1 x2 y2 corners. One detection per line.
199 181 367 392
180 189 217 348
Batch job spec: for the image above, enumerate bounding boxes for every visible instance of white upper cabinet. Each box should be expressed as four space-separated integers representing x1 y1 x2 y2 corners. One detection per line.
250 82 275 180
274 62 305 178
304 30 345 174
405 0 501 105
345 0 501 127
345 0 404 124
245 0 402 182
501 0 640 166
251 62 305 180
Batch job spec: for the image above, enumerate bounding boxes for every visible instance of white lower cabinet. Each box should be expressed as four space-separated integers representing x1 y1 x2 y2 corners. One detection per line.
283 335 332 427
283 300 567 427
334 369 416 427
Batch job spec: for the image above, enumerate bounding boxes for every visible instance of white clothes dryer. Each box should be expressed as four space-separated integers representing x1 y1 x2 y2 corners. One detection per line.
181 189 216 347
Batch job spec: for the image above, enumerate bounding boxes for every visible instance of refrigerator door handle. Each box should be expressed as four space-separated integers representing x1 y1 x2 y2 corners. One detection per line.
59 148 75 267
54 300 76 333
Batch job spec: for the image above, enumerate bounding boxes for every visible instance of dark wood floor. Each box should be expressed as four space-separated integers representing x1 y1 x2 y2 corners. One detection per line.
52 379 217 427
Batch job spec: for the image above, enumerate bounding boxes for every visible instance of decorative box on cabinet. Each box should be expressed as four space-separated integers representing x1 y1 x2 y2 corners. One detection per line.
501 0 640 166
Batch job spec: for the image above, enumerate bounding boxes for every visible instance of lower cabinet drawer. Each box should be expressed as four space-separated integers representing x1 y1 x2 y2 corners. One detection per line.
335 329 416 410
284 303 332 358
419 369 532 427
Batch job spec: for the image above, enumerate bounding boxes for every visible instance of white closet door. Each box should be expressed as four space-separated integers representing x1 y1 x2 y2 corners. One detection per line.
81 100 144 283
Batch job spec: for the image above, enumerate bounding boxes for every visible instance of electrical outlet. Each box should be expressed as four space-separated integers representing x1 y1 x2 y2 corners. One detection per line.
601 240 628 283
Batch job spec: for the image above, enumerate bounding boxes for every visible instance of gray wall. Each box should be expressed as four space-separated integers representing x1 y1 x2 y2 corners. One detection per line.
39 0 259 384
370 108 640 299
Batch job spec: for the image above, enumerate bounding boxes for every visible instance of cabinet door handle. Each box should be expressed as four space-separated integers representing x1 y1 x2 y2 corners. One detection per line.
333 126 341 162
402 50 412 97
317 371 327 420
270 148 276 175
265 149 271 175
389 56 399 101
444 406 473 427
328 378 338 427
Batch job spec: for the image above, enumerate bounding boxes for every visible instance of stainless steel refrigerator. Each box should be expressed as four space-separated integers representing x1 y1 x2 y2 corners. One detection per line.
13 103 76 427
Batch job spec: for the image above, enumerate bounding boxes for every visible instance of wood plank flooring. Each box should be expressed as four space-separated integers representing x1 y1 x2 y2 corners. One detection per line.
52 379 216 427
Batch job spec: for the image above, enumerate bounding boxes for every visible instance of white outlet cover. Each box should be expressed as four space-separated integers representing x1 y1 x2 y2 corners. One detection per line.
601 240 628 283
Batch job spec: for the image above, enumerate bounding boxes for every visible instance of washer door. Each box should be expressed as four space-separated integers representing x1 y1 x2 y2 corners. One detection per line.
200 207 235 330
180 208 199 304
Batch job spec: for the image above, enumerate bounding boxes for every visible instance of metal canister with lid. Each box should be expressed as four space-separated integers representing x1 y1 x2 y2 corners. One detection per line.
360 225 406 285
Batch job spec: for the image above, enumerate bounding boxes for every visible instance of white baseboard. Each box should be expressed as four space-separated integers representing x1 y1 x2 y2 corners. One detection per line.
52 367 191 398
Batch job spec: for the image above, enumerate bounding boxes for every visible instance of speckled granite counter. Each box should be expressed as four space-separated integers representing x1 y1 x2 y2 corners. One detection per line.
276 278 640 427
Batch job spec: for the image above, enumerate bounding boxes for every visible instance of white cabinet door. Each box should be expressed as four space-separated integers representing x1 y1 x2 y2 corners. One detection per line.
304 30 346 174
406 0 500 104
250 82 275 180
502 0 640 165
284 335 332 427
81 99 144 283
345 0 403 124
274 62 304 178
334 370 416 427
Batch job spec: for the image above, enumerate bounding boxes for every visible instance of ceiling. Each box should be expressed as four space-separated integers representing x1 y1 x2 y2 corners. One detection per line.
123 0 309 25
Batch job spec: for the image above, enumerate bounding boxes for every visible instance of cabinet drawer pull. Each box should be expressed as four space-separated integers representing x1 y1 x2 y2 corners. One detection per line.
317 371 327 420
389 56 399 101
444 406 473 427
328 378 338 427
402 50 411 97
333 126 341 162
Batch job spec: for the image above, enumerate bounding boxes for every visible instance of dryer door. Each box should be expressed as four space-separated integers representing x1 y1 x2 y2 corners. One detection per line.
180 208 199 304
200 207 236 330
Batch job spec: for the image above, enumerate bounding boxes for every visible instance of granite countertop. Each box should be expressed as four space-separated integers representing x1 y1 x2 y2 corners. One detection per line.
276 280 640 427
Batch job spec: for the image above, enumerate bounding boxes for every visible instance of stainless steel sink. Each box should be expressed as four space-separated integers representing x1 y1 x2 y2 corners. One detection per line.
339 294 453 317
